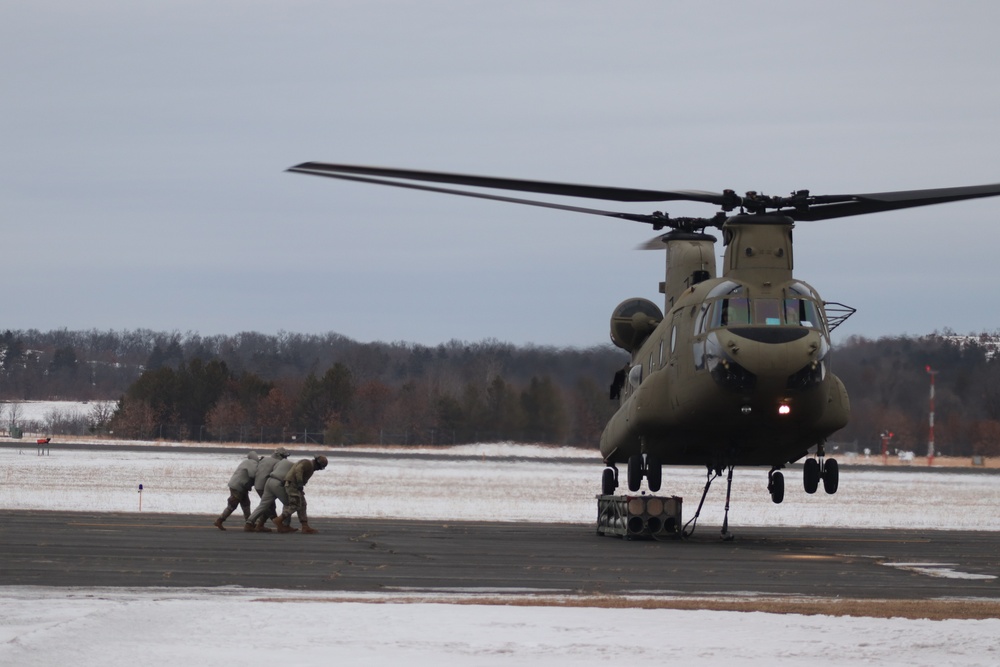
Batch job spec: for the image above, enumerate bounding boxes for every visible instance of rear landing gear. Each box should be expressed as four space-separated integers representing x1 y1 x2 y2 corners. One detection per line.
768 468 785 504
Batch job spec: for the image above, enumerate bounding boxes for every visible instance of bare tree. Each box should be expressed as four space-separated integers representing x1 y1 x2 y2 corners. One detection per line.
7 401 22 430
88 401 116 433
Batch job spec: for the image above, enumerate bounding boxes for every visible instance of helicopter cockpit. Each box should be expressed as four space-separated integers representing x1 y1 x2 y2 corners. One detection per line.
697 279 831 391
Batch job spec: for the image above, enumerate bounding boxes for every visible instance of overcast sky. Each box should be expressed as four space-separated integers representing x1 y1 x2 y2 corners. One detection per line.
3 2 999 347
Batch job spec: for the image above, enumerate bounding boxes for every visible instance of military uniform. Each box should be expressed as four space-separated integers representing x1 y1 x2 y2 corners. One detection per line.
213 451 261 530
275 456 328 534
253 447 289 497
245 457 295 532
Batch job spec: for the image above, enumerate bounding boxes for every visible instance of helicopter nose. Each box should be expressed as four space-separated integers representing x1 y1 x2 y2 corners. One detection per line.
709 328 825 391
724 327 808 345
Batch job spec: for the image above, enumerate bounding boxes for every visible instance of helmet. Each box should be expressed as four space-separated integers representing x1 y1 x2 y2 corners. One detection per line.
273 446 289 458
247 450 259 460
314 455 329 470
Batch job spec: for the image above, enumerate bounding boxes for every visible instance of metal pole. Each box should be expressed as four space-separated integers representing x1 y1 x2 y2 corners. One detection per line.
926 366 938 465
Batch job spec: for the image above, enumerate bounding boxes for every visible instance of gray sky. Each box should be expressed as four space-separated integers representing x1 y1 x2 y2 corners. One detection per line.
3 2 1000 347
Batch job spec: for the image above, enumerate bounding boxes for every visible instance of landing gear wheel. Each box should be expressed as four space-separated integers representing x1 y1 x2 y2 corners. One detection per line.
646 456 662 493
822 458 839 494
601 467 617 496
803 458 820 494
768 471 785 504
627 455 643 492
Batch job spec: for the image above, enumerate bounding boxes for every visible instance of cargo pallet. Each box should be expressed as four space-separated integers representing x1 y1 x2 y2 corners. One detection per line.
596 494 682 540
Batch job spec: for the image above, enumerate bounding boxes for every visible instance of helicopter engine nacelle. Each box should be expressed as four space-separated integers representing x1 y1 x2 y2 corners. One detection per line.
610 298 663 353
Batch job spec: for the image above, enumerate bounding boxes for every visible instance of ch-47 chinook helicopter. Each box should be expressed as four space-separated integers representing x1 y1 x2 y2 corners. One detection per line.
289 161 1000 537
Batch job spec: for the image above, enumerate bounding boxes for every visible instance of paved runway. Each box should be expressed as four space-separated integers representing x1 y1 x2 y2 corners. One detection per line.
3 510 998 602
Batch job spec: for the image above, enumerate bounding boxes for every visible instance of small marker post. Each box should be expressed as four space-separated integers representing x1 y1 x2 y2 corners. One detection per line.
138 484 143 511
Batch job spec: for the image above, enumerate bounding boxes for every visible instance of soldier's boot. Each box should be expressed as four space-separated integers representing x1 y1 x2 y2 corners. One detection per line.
243 522 256 532
215 504 236 530
300 521 318 534
274 514 296 533
255 521 273 533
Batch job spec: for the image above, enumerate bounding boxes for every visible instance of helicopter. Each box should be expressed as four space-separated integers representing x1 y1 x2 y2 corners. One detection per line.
288 161 1000 538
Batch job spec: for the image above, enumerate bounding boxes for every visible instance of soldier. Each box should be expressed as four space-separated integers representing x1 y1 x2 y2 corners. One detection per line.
274 455 328 534
253 447 289 498
244 455 296 533
213 450 261 531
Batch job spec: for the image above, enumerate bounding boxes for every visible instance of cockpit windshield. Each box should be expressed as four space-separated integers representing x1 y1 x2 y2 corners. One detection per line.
706 290 824 331
712 297 750 327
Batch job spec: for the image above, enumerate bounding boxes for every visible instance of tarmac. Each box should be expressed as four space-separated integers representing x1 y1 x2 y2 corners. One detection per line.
3 510 998 603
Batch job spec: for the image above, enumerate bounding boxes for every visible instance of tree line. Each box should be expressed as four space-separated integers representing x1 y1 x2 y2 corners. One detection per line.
1 328 998 454
0 329 623 446
831 332 1000 457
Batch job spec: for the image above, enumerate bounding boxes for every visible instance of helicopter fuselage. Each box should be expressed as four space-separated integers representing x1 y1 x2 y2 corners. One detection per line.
599 214 850 470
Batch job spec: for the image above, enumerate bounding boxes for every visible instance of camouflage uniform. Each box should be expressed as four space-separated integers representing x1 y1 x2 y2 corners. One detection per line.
275 456 328 534
213 451 261 530
245 457 295 531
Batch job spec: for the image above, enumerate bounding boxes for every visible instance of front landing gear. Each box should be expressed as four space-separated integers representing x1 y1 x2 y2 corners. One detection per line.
822 458 839 494
804 444 839 495
803 458 820 494
626 454 662 493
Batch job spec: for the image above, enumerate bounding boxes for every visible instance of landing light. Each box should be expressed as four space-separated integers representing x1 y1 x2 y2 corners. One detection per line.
778 404 791 416
741 405 752 415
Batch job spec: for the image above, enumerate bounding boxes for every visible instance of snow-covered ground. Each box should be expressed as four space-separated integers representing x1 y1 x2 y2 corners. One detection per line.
2 446 998 530
4 400 111 420
2 586 998 667
2 444 999 666
2 400 113 429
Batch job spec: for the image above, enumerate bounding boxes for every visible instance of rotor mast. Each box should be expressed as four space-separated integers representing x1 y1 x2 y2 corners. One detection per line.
721 214 794 282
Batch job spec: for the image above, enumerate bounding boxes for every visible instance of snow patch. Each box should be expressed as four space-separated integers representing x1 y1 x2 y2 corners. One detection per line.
884 563 998 581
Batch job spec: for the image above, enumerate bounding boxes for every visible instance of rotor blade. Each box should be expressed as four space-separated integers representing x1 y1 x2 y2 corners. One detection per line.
785 183 1000 221
289 162 726 205
290 168 665 225
637 235 669 250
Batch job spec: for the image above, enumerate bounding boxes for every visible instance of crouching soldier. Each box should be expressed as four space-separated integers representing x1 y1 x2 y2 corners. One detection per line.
253 447 289 499
274 455 328 534
244 454 296 532
213 450 261 530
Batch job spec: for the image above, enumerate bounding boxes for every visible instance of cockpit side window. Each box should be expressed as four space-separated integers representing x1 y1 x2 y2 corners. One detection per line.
695 301 712 335
783 298 822 329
